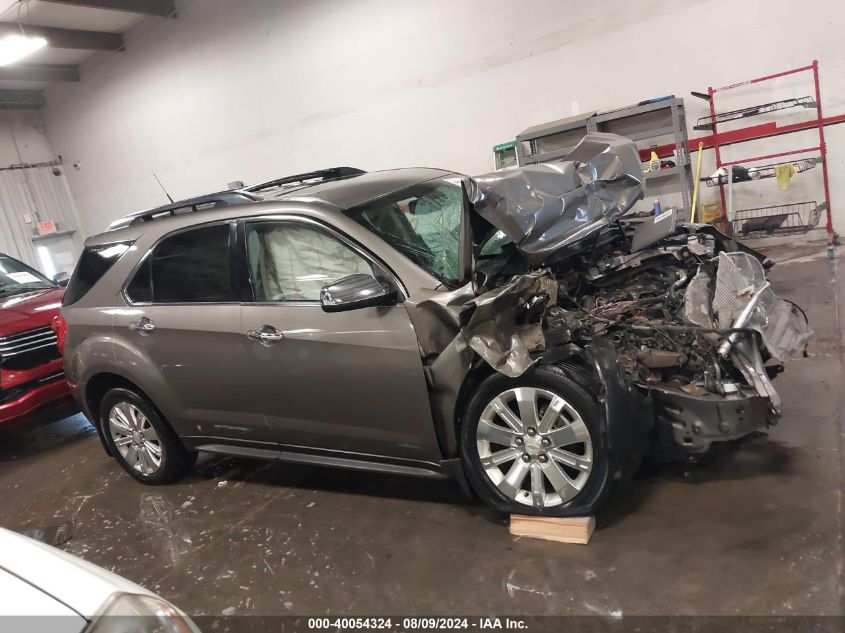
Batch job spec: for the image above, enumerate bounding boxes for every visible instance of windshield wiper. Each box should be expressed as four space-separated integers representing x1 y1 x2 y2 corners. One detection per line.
0 285 53 298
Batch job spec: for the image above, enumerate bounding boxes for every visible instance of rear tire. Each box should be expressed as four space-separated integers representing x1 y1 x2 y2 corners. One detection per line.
100 388 196 485
460 365 611 516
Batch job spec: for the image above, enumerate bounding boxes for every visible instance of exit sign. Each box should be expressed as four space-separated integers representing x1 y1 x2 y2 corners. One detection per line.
36 220 57 235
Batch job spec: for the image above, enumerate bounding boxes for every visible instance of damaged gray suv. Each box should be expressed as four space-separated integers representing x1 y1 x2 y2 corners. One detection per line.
59 134 811 517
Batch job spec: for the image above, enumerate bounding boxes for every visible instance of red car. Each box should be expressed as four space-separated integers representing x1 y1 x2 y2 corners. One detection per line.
0 253 73 424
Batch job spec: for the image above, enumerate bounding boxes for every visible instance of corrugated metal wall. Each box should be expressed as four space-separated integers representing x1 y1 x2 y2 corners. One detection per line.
0 164 81 267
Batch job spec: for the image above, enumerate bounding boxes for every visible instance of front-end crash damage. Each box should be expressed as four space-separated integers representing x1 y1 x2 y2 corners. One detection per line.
412 132 812 482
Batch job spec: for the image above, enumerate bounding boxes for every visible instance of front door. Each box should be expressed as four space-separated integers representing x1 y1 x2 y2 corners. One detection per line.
239 217 440 462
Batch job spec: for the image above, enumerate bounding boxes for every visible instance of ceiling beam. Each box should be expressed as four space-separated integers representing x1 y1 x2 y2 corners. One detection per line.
0 23 124 51
0 89 45 108
0 64 79 82
39 0 176 17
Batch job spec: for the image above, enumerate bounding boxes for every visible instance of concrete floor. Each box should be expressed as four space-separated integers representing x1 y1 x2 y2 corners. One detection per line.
0 245 842 617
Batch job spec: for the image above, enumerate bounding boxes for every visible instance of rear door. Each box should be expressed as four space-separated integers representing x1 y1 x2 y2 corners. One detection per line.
116 221 272 444
238 216 440 462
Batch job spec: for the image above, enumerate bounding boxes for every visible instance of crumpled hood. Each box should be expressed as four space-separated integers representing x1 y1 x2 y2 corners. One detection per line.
465 132 644 265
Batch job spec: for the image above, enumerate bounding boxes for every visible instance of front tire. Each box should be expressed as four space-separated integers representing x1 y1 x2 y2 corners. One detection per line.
100 388 196 484
460 365 611 516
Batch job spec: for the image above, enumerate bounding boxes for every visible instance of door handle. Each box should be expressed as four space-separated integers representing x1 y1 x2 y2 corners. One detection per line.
129 317 156 335
247 325 284 345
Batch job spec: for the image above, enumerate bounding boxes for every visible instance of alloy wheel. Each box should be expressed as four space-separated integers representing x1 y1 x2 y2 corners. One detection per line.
108 401 163 475
476 387 593 509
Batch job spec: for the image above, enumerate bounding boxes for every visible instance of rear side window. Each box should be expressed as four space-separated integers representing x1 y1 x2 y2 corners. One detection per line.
126 224 233 303
125 257 152 303
63 242 132 306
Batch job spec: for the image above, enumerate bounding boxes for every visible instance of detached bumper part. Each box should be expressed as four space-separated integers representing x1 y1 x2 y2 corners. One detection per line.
653 386 772 453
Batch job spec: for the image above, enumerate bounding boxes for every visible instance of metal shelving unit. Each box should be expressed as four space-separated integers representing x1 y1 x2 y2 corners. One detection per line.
589 98 693 211
515 112 593 165
513 98 693 212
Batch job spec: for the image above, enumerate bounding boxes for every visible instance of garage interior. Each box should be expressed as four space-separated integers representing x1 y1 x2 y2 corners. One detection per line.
0 0 844 626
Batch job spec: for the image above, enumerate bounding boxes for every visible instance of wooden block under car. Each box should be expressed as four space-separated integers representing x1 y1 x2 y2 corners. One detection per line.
509 514 595 545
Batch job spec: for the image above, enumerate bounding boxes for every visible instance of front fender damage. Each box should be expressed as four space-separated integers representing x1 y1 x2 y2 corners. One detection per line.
406 134 660 471
405 271 557 459
408 132 810 488
407 269 648 477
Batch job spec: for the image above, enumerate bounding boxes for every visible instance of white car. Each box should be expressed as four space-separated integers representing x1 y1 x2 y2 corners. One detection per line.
0 527 200 633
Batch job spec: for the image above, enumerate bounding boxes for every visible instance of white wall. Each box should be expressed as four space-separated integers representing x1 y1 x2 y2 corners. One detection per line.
41 0 845 238
0 110 56 166
0 111 83 272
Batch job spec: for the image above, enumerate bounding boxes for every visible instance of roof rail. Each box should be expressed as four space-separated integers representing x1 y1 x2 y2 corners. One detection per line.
104 167 366 233
106 190 261 232
246 166 365 194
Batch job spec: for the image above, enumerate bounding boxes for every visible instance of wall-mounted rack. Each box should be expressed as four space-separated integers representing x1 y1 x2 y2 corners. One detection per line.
693 96 817 131
702 60 833 237
731 201 826 238
702 157 821 187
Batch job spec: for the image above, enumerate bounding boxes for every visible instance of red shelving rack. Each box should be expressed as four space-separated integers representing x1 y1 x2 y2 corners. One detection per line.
705 60 833 237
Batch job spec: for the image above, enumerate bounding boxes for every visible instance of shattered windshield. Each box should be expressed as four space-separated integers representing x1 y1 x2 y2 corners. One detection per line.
345 179 462 285
479 230 513 257
0 255 55 298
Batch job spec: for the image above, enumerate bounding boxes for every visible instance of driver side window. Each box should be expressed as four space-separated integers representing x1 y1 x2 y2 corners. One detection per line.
245 221 375 302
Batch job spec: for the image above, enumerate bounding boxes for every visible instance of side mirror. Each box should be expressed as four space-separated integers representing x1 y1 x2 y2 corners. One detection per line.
53 272 70 287
320 273 397 313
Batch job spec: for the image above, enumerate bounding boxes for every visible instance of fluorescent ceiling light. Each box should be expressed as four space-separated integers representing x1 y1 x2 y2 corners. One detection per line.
0 34 47 66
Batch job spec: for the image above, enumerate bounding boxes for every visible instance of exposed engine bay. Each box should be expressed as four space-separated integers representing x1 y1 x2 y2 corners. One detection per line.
414 132 812 471
523 222 810 457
